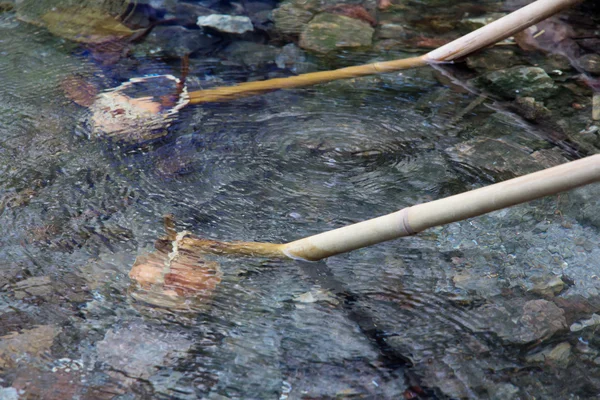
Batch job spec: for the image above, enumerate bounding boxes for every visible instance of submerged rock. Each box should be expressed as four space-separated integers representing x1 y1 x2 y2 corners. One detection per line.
224 41 279 68
299 13 374 53
272 2 314 35
525 342 571 368
578 53 600 75
196 14 254 34
480 299 567 345
474 66 556 100
0 325 61 369
570 313 600 332
95 323 192 380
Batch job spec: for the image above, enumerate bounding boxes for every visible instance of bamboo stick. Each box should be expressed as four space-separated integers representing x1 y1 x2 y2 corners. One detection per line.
176 154 600 261
188 0 580 104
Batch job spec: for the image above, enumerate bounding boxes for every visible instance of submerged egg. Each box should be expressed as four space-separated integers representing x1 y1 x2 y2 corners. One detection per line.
129 231 222 311
89 75 189 143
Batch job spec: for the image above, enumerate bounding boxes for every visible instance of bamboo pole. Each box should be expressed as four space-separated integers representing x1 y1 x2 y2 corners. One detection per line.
188 0 580 104
175 154 600 261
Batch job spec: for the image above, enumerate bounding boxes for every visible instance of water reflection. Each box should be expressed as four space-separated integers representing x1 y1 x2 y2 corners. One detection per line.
2 2 600 399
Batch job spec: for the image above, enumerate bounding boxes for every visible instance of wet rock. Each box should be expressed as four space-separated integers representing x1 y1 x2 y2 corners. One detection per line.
0 387 19 400
0 325 61 369
446 138 541 179
136 25 221 58
95 323 192 380
325 4 376 27
531 147 569 168
474 66 556 100
196 14 253 34
525 342 571 368
275 43 311 73
528 275 565 298
0 2 13 13
293 288 339 305
223 41 279 68
15 0 129 26
570 313 600 332
512 96 552 122
480 299 567 344
271 2 314 35
376 22 406 40
40 7 134 45
489 383 520 400
579 53 600 75
12 276 52 300
0 187 36 216
452 271 503 298
299 13 374 54
174 2 215 27
459 13 506 31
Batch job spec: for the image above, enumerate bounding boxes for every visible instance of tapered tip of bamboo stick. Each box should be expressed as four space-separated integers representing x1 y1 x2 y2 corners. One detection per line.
128 216 288 310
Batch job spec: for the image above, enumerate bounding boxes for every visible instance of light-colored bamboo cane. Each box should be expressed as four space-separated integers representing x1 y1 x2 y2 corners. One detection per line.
188 0 580 104
177 154 600 261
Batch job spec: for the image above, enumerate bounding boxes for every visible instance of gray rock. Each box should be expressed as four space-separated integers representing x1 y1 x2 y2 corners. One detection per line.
197 14 254 34
299 13 374 53
528 275 565 297
489 383 520 400
272 2 314 35
135 25 220 58
95 323 192 379
570 313 600 332
377 22 406 40
474 66 556 100
0 387 19 400
578 53 600 74
224 41 279 67
480 299 567 344
458 13 507 31
446 138 541 179
525 342 571 368
12 276 52 299
174 2 216 27
275 43 309 72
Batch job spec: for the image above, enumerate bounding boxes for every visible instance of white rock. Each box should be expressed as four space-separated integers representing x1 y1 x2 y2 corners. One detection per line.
197 14 253 34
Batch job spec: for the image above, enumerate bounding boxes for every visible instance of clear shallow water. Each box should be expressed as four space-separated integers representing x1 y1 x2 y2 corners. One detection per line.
2 5 600 400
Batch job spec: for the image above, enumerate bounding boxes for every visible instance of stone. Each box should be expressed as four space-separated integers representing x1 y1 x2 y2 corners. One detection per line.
197 14 253 34
12 276 53 300
272 2 314 35
299 13 374 53
275 43 310 72
224 41 280 68
0 2 13 13
377 22 406 40
474 66 556 100
0 325 61 369
578 53 600 75
174 2 215 27
528 275 565 297
525 342 571 368
480 299 567 345
466 48 522 72
459 13 506 31
446 138 541 179
0 387 19 400
513 96 551 122
41 7 134 44
570 313 600 332
95 323 192 379
136 25 221 58
293 288 339 305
